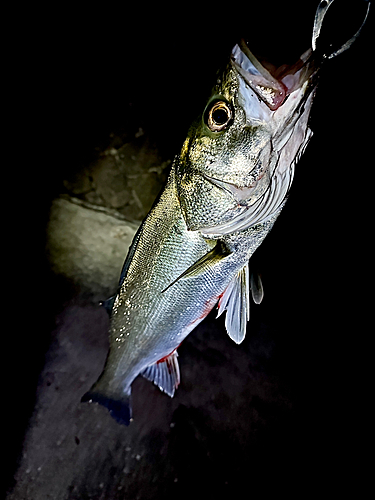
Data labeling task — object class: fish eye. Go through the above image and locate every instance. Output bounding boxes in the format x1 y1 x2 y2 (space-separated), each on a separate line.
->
206 100 233 132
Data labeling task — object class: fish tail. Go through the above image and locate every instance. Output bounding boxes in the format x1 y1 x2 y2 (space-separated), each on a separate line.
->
81 385 132 426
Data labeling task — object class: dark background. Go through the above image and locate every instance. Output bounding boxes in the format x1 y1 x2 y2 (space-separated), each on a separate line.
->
6 1 371 498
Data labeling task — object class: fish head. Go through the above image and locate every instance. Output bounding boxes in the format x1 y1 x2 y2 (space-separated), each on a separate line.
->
175 39 319 233
175 0 370 235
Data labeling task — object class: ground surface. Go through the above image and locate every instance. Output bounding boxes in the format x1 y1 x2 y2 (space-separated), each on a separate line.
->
6 3 371 499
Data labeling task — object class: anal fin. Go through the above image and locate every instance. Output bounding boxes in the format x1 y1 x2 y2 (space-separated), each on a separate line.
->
141 350 180 397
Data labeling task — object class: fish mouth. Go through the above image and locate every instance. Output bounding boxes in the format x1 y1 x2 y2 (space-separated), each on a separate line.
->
232 39 316 112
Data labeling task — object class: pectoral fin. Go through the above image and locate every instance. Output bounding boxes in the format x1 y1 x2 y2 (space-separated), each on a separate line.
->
217 263 250 344
141 350 180 397
162 241 231 293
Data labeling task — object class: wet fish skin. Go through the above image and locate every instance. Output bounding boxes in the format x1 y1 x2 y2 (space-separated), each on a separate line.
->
82 58 308 424
82 1 369 425
83 168 271 424
175 53 315 234
83 51 317 425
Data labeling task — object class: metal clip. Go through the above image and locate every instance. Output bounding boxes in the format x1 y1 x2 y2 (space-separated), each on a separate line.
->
312 0 370 59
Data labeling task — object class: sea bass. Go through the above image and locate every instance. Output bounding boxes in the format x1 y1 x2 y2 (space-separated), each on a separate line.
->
82 0 370 424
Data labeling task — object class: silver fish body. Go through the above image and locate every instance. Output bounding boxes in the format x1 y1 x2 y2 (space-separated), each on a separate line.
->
84 167 279 423
82 1 370 425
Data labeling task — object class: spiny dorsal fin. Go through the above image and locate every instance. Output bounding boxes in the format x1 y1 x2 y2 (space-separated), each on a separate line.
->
141 350 180 397
217 263 250 344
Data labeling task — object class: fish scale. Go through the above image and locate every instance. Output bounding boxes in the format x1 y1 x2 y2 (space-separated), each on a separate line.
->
82 0 370 425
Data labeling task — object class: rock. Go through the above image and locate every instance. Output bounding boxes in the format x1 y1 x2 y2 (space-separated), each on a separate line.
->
63 167 93 196
61 135 172 222
46 197 138 297
90 153 131 209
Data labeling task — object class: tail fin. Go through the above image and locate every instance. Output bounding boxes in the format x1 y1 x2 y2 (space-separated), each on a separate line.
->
81 386 132 426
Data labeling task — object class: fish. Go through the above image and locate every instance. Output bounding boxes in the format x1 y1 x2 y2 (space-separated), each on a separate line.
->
82 0 370 425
